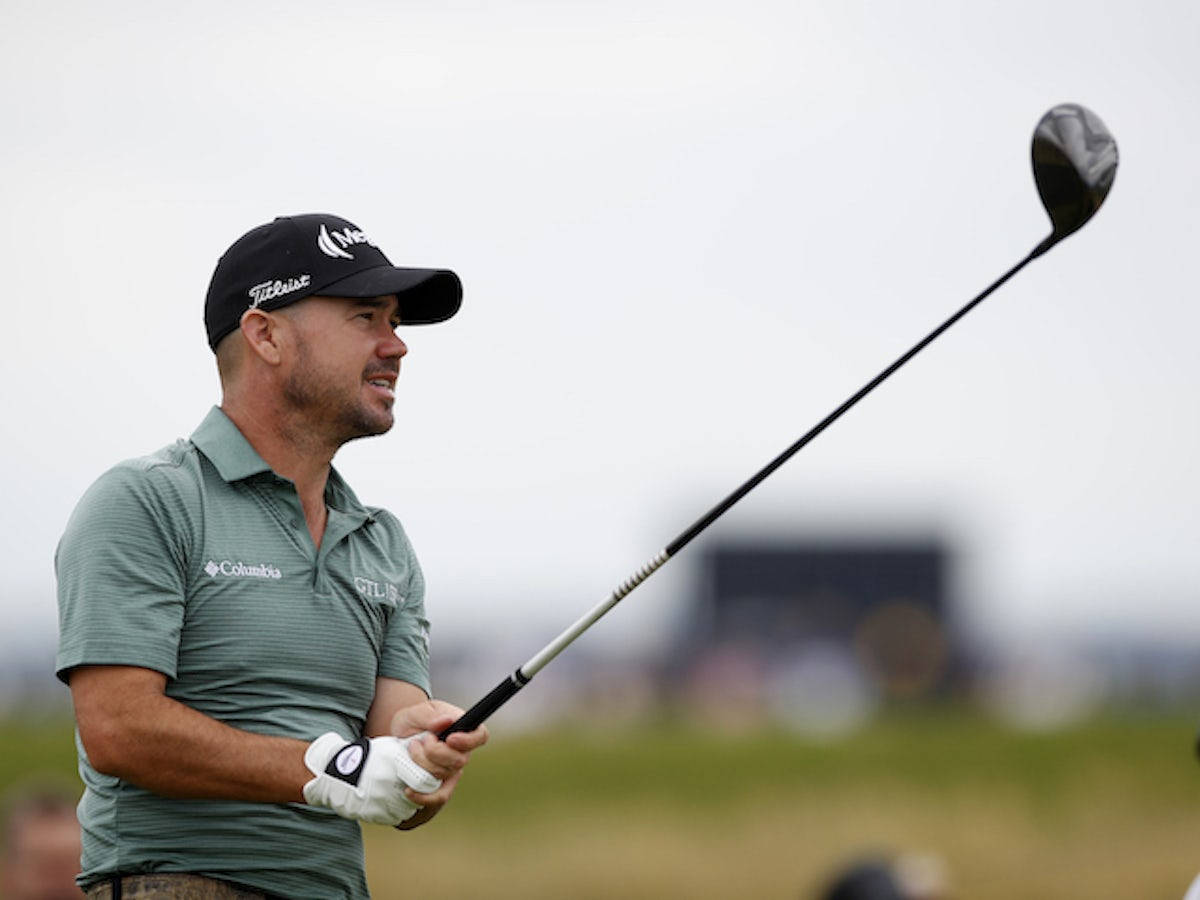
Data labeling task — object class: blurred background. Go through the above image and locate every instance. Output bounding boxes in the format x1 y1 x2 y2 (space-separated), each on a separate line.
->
2 1 1199 897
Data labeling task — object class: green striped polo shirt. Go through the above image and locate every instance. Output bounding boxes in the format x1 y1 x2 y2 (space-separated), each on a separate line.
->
55 406 432 899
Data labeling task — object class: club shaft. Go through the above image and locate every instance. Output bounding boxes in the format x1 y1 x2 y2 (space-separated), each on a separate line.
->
439 244 1043 740
438 550 672 738
666 247 1039 557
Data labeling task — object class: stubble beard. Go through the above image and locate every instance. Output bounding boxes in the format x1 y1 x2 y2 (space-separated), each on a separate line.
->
282 335 394 448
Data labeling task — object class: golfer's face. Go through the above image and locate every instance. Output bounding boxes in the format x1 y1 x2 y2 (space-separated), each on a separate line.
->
282 294 407 439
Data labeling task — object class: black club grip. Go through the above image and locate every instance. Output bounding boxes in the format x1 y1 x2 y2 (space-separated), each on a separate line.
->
437 672 528 740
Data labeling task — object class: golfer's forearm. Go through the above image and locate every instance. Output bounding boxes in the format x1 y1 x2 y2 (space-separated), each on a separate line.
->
79 691 311 803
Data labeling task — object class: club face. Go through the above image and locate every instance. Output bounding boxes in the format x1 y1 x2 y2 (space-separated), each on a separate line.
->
1032 103 1118 250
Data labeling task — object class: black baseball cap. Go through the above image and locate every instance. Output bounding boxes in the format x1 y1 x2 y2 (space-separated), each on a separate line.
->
204 213 462 350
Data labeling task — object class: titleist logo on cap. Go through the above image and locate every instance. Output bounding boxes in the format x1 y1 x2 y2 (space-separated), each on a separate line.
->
248 274 312 308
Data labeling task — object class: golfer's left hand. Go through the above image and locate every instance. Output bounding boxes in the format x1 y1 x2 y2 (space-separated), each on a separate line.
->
389 699 488 828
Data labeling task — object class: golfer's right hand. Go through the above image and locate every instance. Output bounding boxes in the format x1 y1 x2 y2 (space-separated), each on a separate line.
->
302 732 442 826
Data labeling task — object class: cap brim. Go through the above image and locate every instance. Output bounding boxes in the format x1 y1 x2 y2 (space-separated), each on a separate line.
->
319 265 462 324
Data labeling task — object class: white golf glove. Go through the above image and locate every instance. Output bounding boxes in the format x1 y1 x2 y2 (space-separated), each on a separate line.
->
302 732 442 826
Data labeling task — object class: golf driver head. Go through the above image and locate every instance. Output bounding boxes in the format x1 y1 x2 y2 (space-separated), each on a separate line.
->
1031 103 1118 254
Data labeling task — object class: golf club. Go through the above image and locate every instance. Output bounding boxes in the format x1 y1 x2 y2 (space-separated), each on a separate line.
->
438 102 1118 740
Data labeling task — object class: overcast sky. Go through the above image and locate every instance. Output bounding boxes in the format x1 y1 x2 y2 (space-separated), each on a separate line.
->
3 1 1197 665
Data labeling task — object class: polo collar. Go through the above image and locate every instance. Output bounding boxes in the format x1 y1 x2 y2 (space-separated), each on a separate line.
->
191 407 273 483
190 406 373 520
325 466 371 520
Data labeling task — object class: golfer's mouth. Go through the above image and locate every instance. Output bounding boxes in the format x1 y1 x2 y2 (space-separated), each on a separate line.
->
366 376 396 399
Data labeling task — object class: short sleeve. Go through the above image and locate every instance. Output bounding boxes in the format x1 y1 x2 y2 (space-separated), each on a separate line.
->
55 462 193 683
374 514 431 695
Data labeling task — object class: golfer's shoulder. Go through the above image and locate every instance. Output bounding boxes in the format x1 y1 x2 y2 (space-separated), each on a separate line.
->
360 505 421 557
76 438 205 520
363 505 409 541
59 440 207 567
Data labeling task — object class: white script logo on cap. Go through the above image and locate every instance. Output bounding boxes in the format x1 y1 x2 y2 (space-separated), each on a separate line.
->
318 223 374 260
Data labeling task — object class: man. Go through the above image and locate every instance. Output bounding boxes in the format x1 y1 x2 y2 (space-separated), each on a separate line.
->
0 786 83 900
55 214 488 898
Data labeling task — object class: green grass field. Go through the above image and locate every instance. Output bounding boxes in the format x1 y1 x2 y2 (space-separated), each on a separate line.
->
6 710 1199 899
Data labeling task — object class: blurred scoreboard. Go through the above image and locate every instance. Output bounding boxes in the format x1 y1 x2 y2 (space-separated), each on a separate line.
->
676 540 956 700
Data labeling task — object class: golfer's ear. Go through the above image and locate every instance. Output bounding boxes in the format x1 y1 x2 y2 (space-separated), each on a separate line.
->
239 309 285 366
